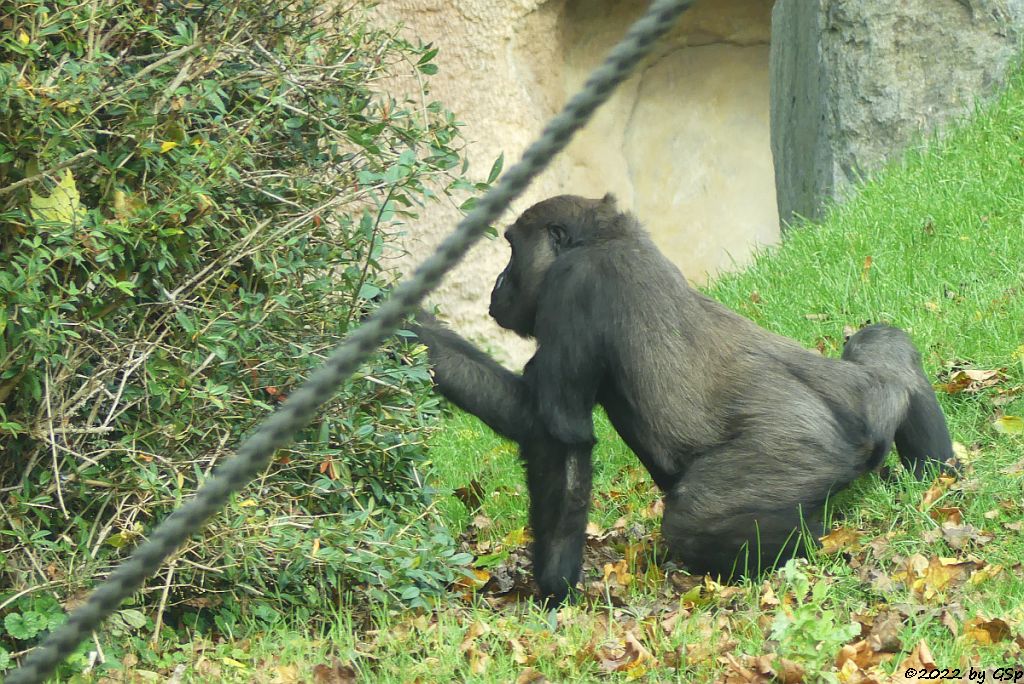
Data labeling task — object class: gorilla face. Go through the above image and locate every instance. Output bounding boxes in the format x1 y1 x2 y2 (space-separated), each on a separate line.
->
488 207 559 338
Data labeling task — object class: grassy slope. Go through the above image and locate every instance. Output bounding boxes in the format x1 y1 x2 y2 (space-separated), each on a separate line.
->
407 68 1024 680
121 71 1024 683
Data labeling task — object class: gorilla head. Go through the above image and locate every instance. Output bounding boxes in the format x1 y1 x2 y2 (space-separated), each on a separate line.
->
489 193 621 337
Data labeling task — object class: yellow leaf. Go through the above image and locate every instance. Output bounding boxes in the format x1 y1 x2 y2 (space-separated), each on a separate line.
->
160 140 179 153
17 30 30 46
993 415 1024 435
29 168 86 225
238 499 258 507
221 657 247 668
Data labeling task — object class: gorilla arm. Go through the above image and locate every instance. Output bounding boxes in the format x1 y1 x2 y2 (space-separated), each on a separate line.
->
410 306 599 603
409 310 536 444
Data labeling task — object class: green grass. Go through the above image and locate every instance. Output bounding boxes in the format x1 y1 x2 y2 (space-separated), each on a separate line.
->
83 70 1024 683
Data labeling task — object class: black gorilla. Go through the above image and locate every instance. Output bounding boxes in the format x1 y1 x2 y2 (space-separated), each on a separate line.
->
412 194 954 602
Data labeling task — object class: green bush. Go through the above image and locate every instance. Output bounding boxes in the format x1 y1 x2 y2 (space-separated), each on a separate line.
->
0 0 475 672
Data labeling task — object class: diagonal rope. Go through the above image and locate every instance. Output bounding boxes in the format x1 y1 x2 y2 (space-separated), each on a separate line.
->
3 1 693 681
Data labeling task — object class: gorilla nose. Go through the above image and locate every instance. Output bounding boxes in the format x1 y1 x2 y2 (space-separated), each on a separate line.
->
494 271 506 291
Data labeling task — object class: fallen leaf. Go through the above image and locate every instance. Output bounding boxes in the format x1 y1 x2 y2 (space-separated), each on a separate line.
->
940 524 993 550
597 630 656 674
820 527 864 554
935 368 1006 394
836 640 889 671
919 475 956 508
760 581 780 609
929 506 963 525
898 639 936 672
893 555 976 601
993 415 1024 435
311 659 357 684
460 620 490 652
454 480 485 510
963 616 1013 645
515 667 548 684
941 611 959 637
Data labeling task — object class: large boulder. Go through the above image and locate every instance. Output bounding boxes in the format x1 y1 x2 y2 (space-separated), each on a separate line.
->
771 0 1024 226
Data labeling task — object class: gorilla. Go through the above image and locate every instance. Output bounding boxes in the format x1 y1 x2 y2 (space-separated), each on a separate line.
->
411 194 954 603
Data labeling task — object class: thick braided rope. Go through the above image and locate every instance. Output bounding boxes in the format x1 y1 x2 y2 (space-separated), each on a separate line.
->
3 2 693 681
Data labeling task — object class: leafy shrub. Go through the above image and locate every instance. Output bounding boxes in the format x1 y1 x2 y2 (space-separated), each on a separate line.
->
0 0 475 672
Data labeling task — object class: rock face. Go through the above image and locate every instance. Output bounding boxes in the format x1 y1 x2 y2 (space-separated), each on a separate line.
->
377 0 776 365
771 0 1024 226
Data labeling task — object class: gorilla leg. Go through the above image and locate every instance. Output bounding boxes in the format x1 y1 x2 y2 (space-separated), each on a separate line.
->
661 432 856 578
410 312 592 601
842 324 955 476
524 436 593 602
663 496 826 579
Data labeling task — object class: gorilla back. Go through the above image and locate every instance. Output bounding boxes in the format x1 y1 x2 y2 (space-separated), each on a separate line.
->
413 194 954 602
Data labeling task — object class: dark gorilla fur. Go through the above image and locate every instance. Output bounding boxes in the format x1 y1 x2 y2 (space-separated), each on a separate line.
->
411 194 954 603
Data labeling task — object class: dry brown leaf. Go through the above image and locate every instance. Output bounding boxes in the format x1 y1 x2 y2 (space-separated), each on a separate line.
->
963 616 1013 645
760 581 780 609
820 527 864 554
602 559 633 587
507 637 532 666
465 645 491 675
866 612 903 653
898 639 936 672
515 667 548 684
929 506 963 525
453 479 485 510
718 653 772 684
685 638 737 666
460 620 490 653
941 611 959 637
717 653 803 684
311 659 358 684
597 630 656 674
836 640 892 671
919 475 957 508
893 554 976 601
935 368 1006 394
660 609 689 636
774 657 806 684
940 524 993 550
861 255 873 281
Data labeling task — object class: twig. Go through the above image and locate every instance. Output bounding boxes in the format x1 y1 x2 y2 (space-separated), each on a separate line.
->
0 149 97 198
43 368 69 518
152 560 176 644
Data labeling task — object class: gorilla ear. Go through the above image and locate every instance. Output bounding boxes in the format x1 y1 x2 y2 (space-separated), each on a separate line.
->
547 222 571 253
600 193 618 208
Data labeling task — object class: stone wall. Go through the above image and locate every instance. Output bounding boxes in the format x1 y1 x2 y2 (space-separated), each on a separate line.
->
377 0 776 365
771 0 1024 225
378 0 1024 364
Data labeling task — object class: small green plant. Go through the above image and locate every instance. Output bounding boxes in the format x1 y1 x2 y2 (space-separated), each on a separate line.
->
769 561 860 682
1 0 482 675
